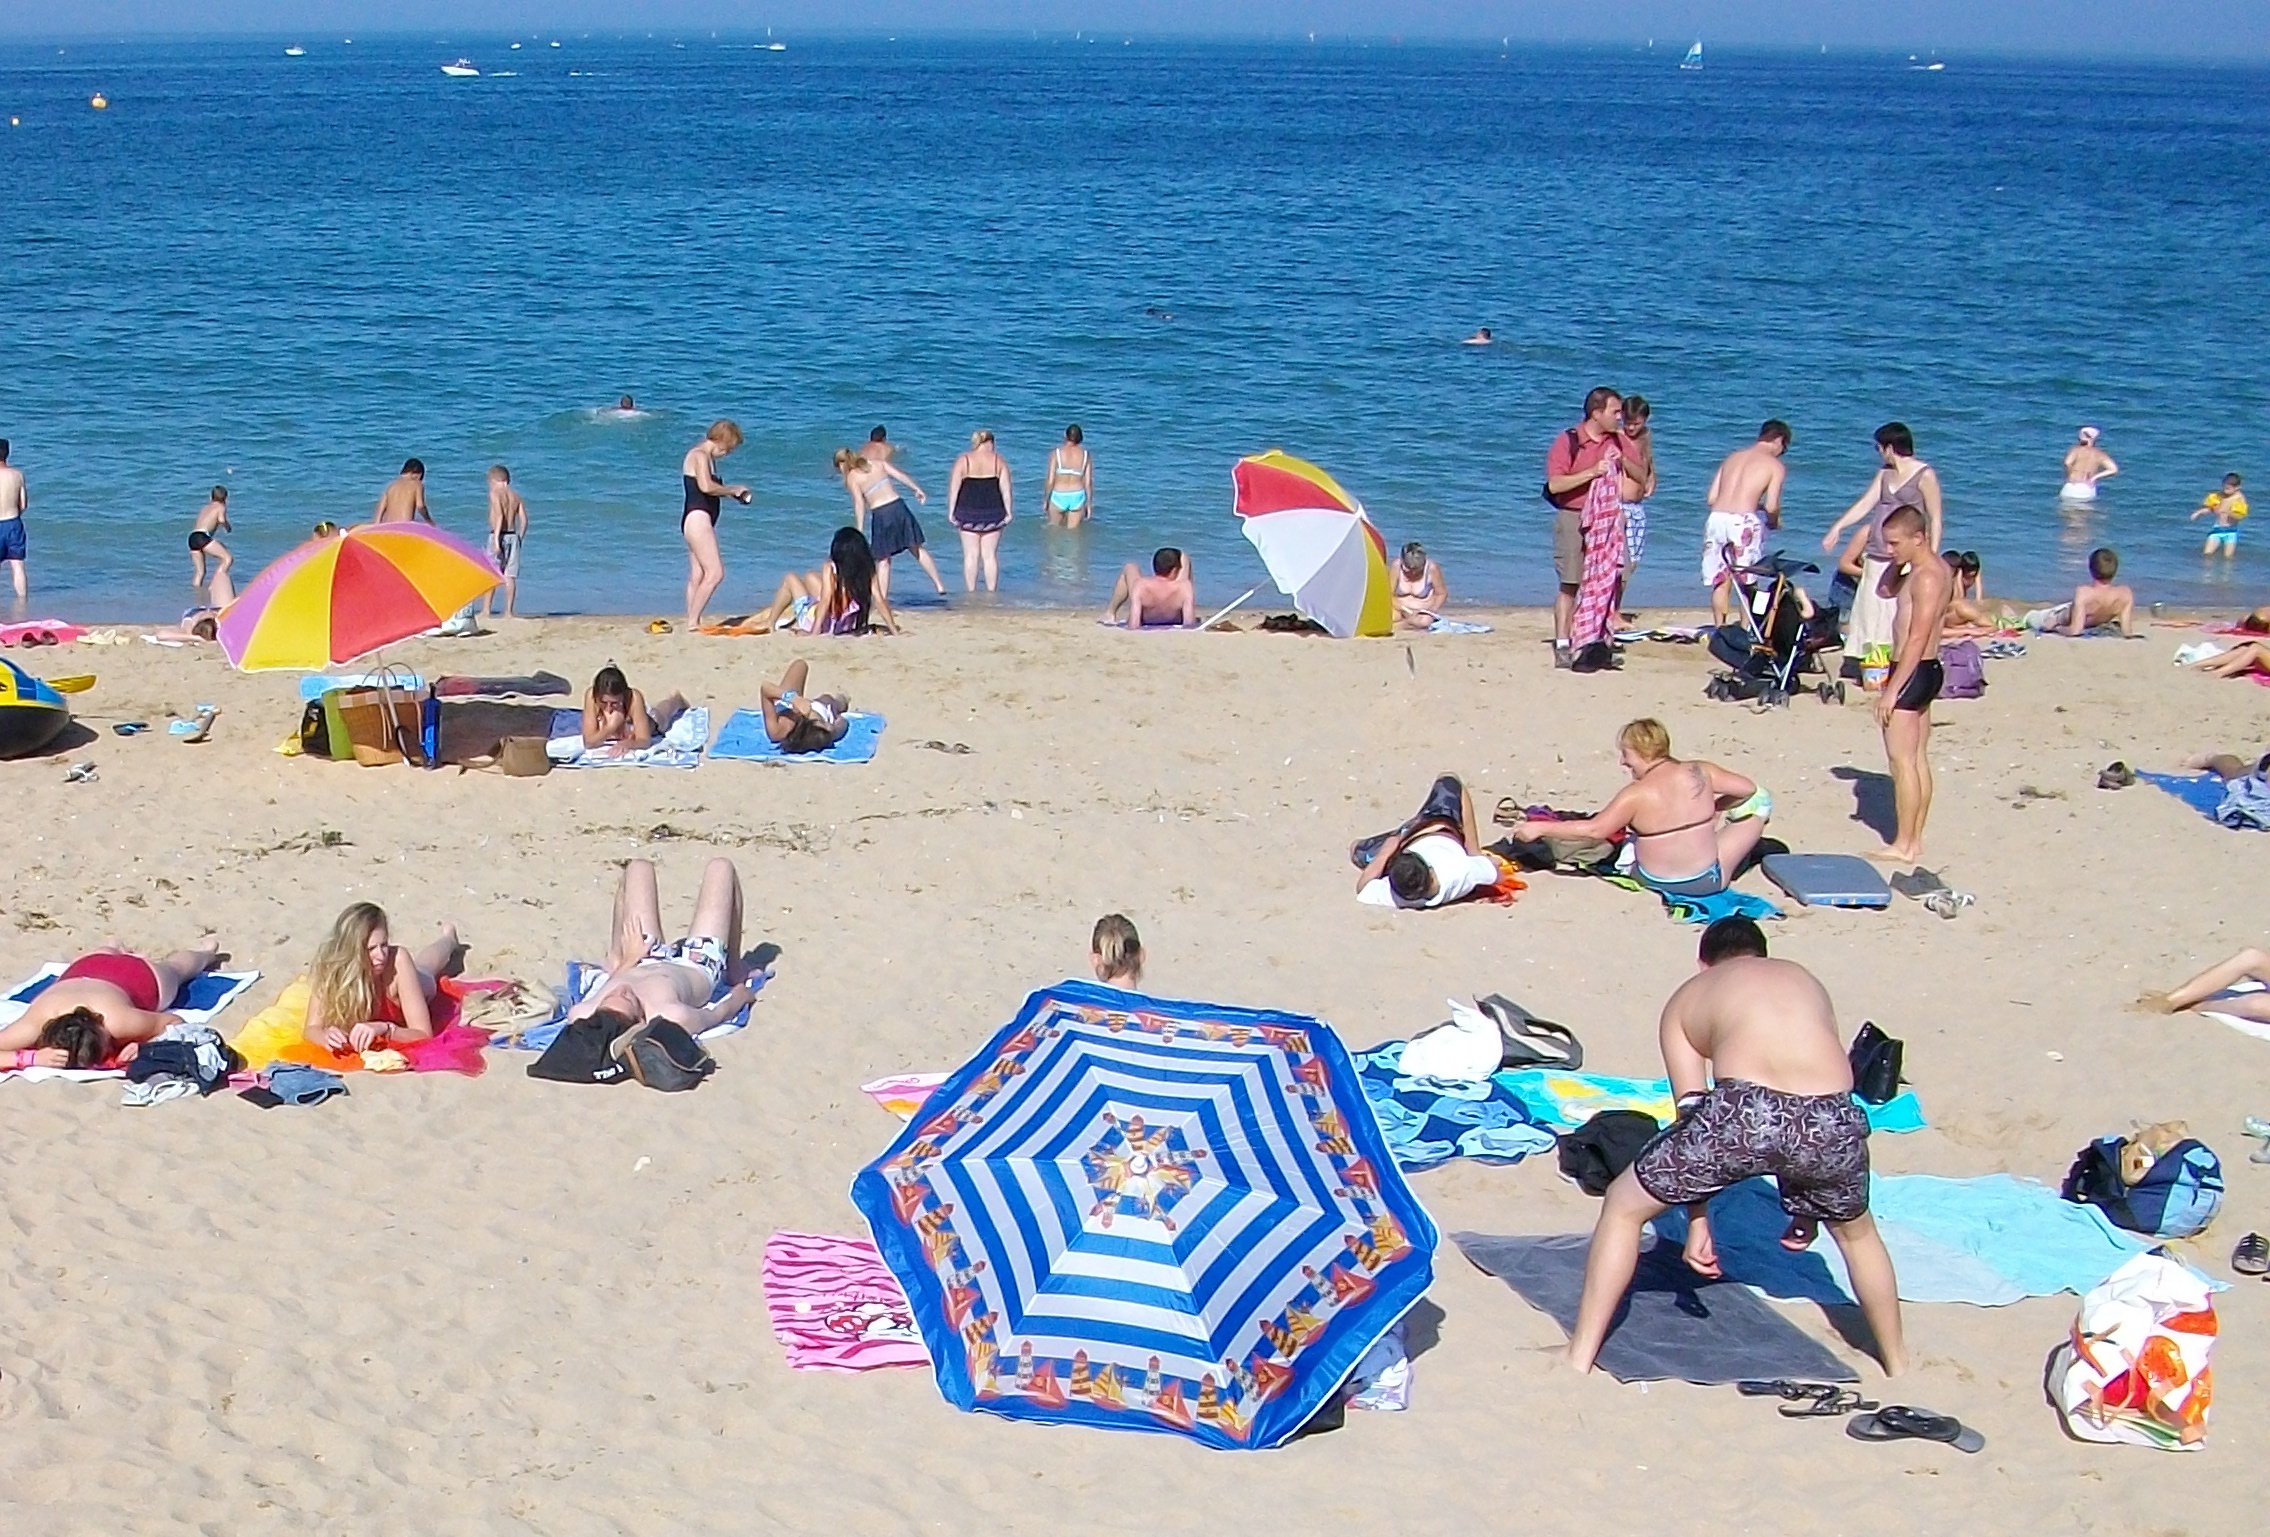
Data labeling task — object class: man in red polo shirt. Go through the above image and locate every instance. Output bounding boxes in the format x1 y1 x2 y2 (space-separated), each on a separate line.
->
1545 387 1626 666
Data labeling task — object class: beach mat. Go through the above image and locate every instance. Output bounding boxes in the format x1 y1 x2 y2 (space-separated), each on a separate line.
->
2198 979 2270 1042
1354 1040 1557 1171
494 961 769 1051
1760 853 1892 908
710 707 885 765
1454 1231 1856 1385
2139 771 2237 825
1495 1068 1923 1134
762 1231 931 1373
545 706 708 769
2 965 261 1081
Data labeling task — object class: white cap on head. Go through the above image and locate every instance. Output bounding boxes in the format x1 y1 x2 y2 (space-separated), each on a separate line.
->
2078 426 2100 444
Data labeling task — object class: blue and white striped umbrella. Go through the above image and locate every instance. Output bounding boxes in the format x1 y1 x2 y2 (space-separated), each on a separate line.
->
851 981 1438 1450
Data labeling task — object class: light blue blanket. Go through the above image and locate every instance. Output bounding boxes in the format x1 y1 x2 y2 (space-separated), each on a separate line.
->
546 706 708 769
1354 1040 1557 1171
710 707 886 765
498 962 769 1052
1496 1068 1924 1134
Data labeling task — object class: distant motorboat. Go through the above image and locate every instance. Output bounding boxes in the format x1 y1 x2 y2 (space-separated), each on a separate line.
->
440 59 480 78
768 42 788 51
284 45 306 57
1680 40 1704 70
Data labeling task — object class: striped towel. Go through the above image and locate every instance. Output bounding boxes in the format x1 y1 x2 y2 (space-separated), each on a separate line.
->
761 1232 931 1373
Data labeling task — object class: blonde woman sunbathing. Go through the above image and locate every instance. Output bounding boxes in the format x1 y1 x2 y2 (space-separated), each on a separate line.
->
304 903 463 1052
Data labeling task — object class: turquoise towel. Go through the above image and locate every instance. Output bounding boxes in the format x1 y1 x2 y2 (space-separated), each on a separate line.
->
1494 1068 1923 1135
710 708 885 765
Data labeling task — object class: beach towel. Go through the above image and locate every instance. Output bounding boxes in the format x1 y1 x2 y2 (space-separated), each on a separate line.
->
1454 1231 1857 1385
1650 1174 2174 1309
1497 1068 1924 1135
1569 444 1626 650
762 1231 931 1373
2139 770 2259 828
0 621 88 647
545 706 708 769
0 966 261 1081
1426 617 1494 635
709 707 886 766
1352 1040 1557 1172
496 960 767 1051
298 671 426 700
2190 978 2270 1042
230 978 492 1075
862 1071 949 1119
1598 872 1781 925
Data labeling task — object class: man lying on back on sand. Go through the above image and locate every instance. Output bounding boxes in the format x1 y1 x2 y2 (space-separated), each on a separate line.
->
565 858 762 1039
0 937 225 1068
1101 547 1196 629
1565 917 1906 1377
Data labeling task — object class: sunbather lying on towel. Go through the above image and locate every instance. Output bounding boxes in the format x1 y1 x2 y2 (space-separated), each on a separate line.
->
303 902 464 1052
2188 640 2270 679
1566 918 1907 1377
761 658 852 754
1498 719 1770 898
0 936 224 1068
583 664 689 751
1349 774 1499 909
566 858 762 1040
2136 947 2270 1024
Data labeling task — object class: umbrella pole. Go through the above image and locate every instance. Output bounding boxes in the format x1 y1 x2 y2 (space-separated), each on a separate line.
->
1196 586 1260 633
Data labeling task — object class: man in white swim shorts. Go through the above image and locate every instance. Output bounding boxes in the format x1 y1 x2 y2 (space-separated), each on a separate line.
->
1701 420 1790 625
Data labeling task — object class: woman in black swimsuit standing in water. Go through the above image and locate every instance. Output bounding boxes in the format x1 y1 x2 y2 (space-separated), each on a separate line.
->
948 429 1013 592
681 420 752 629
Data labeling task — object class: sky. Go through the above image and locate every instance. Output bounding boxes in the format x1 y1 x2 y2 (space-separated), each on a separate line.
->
1 1 2266 57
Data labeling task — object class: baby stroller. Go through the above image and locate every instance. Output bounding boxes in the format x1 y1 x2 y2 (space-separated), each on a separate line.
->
1704 552 1847 707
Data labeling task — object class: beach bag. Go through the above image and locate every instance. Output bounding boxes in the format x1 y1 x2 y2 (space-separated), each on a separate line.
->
336 683 433 767
496 736 552 777
526 1013 634 1086
1938 639 1986 699
2061 1134 2223 1239
1847 1022 1904 1105
1401 996 1581 1080
2048 1250 2215 1449
1557 1110 1660 1197
1541 427 1579 505
298 698 349 760
614 1019 716 1092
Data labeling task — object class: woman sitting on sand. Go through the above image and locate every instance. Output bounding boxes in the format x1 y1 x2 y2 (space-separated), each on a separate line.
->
760 658 853 755
582 664 688 750
1499 719 1771 898
835 447 945 601
751 527 897 637
1091 914 1144 988
1391 542 1449 631
303 903 463 1052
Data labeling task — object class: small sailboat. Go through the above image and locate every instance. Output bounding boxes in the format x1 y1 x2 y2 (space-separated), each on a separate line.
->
1680 39 1704 70
284 45 306 57
440 58 480 77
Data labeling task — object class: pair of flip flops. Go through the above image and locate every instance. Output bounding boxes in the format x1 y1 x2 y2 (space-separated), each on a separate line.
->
1888 867 1975 919
4 629 62 647
1846 1405 1986 1453
2097 761 2137 790
1737 1380 1875 1418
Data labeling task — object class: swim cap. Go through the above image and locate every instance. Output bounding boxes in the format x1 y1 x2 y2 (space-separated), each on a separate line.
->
2078 426 2099 444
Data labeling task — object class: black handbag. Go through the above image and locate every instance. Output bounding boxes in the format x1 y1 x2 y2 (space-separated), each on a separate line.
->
1847 1021 1904 1104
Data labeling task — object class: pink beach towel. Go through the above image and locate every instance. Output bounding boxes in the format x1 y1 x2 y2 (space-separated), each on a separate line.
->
1569 445 1626 649
0 621 87 647
860 1071 948 1121
762 1231 931 1372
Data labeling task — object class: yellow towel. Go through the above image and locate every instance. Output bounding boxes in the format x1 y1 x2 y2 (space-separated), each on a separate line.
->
231 979 313 1070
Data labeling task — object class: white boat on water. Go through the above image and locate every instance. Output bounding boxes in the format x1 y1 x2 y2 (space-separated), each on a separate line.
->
440 58 480 78
1680 40 1704 70
284 45 305 57
768 42 787 51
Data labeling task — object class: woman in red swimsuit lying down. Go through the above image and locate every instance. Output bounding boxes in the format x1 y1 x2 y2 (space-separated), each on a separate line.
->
0 937 224 1068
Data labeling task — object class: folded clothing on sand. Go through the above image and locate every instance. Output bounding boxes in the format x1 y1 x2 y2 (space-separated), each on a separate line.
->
709 707 886 765
2140 770 2270 830
762 1231 932 1372
546 706 708 768
1497 1068 1923 1134
1353 1039 1557 1171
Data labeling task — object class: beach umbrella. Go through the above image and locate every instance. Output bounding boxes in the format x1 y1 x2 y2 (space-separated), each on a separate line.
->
851 981 1437 1451
1232 450 1394 638
218 523 501 672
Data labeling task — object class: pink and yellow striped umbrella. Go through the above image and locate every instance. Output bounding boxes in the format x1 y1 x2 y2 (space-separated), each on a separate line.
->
218 522 501 672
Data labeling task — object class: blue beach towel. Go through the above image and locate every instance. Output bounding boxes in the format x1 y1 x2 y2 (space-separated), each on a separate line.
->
1427 617 1494 635
1353 1040 1557 1172
502 962 770 1052
2 965 261 1026
2139 771 2251 827
710 707 886 765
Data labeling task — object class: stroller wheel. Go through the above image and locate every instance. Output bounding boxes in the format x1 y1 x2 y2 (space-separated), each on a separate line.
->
1762 686 1786 708
1834 682 1849 705
1816 681 1836 703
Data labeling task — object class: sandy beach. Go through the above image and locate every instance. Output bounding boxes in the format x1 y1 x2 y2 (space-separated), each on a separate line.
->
2 606 2264 1533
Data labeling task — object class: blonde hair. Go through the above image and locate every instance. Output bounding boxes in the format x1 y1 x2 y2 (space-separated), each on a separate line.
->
1619 718 1672 762
1091 914 1143 985
832 448 868 474
707 419 745 450
970 429 994 448
309 902 389 1030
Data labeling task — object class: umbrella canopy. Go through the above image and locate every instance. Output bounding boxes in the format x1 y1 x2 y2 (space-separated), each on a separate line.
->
1232 450 1394 638
219 523 500 672
852 981 1437 1450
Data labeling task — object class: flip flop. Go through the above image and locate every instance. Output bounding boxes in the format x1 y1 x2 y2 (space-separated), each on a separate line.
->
2233 1232 2268 1276
111 722 149 735
1492 796 1525 827
1846 1405 1984 1453
1782 1388 1878 1419
63 762 97 784
647 619 674 634
1887 868 1949 900
1921 890 1974 920
2097 761 2136 790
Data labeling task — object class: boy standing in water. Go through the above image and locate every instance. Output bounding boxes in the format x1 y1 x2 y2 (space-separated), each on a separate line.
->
484 465 528 619
374 459 430 524
2191 473 2247 557
188 486 232 594
0 440 26 599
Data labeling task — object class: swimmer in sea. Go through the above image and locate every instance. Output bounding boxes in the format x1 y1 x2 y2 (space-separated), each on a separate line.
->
616 395 637 414
2061 426 2117 503
1144 306 1174 322
1463 327 1493 346
680 420 752 629
1043 425 1095 528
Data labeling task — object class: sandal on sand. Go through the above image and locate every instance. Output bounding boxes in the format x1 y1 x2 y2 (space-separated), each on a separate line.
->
1493 796 1525 827
1846 1406 1984 1453
917 740 973 755
2097 761 2136 790
2241 1115 2270 1139
1888 868 1949 900
1921 890 1974 920
2233 1233 2269 1277
1737 1381 1876 1418
63 762 97 784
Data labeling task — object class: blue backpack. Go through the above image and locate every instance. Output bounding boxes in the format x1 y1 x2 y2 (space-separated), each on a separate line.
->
2061 1135 2224 1239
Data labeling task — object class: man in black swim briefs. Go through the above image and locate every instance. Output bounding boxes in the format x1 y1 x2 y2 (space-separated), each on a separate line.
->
1565 918 1907 1377
1874 505 1951 864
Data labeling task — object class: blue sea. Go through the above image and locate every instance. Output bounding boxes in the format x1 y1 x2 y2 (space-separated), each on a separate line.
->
3 35 2267 620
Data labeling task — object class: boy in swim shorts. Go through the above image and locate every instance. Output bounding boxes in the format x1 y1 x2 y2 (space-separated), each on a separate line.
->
484 464 528 618
1565 918 1906 1377
188 485 232 595
2191 473 2247 557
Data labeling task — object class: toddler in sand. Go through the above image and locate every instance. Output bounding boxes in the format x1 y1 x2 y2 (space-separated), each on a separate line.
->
303 903 463 1053
1091 915 1144 988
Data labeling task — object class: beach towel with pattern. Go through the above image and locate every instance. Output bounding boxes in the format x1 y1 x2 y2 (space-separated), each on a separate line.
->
763 1231 931 1372
1569 444 1626 649
1353 1040 1557 1171
546 705 708 768
1496 1068 1923 1134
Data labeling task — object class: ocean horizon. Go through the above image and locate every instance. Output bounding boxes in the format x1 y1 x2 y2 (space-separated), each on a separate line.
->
4 35 2266 621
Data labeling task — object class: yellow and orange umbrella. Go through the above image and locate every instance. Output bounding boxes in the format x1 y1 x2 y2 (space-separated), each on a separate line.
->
218 522 501 672
1231 451 1394 638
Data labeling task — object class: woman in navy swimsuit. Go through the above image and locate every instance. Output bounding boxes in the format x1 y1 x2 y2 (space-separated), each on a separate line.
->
680 420 751 629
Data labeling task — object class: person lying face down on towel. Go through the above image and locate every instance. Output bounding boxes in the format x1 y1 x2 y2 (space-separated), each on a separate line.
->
1564 918 1907 1377
761 658 852 754
0 936 224 1069
583 664 689 752
1499 719 1770 899
565 858 761 1041
1349 774 1499 909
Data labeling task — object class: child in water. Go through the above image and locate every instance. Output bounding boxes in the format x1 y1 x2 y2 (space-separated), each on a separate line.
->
2192 473 2248 557
303 902 462 1052
1091 915 1144 989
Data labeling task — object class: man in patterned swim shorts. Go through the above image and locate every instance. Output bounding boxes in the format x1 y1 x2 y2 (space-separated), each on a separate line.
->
1564 917 1907 1376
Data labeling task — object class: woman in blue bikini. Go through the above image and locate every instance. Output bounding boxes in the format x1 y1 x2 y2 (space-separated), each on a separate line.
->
1501 719 1771 897
1042 425 1093 528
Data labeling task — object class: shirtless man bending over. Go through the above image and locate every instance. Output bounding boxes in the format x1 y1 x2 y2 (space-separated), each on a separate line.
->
565 859 761 1041
0 937 224 1068
1102 547 1196 629
374 458 432 524
1702 420 1791 626
1566 918 1906 1377
1876 506 1953 863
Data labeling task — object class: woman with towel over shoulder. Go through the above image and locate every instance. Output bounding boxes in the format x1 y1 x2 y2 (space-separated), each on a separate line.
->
948 430 1013 593
303 903 463 1052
